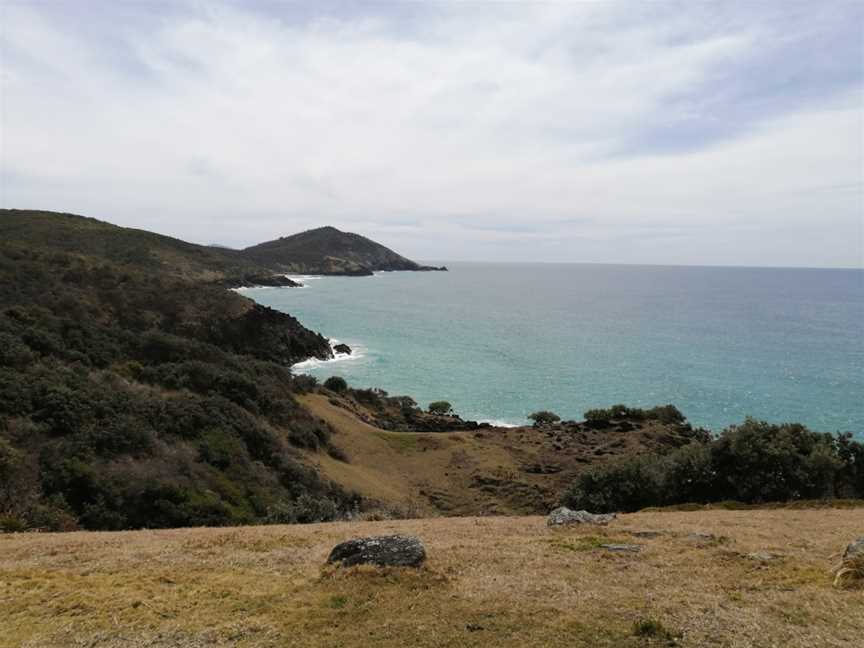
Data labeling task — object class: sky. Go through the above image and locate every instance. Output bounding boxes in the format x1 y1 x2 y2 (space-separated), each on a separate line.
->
1 1 862 268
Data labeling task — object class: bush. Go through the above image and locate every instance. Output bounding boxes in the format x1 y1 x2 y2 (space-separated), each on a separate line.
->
584 404 686 425
564 418 863 512
292 374 318 393
351 388 385 410
323 376 348 393
529 410 560 426
428 401 453 415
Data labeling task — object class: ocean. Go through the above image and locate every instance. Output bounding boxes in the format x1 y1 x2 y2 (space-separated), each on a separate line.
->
239 262 864 435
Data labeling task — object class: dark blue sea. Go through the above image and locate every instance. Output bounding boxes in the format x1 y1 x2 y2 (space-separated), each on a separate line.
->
241 263 863 435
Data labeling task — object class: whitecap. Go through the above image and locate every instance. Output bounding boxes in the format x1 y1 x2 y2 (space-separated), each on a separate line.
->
476 418 523 428
292 340 367 371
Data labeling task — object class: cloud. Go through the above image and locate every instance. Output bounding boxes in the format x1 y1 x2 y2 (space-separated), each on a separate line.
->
0 0 861 267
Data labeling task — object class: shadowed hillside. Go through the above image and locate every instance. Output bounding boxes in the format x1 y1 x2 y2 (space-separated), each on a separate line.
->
240 225 447 275
0 210 345 531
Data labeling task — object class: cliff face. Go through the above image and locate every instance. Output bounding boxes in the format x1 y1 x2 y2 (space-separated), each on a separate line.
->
239 226 447 275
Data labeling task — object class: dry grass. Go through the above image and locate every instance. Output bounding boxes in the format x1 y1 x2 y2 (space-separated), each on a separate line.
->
834 553 864 590
2 509 863 647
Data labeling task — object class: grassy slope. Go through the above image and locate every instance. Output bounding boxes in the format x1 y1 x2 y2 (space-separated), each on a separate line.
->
3 509 862 647
0 209 273 285
300 394 703 516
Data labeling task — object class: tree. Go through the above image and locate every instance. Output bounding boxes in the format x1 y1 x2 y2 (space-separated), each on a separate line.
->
428 401 453 415
323 376 347 393
529 410 560 427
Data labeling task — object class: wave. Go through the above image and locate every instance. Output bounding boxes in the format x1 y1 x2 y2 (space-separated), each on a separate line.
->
475 417 523 428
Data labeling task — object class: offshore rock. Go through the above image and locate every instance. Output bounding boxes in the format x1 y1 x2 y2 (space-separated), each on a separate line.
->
333 343 352 355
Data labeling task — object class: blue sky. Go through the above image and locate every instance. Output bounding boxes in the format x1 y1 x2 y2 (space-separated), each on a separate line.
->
1 0 861 267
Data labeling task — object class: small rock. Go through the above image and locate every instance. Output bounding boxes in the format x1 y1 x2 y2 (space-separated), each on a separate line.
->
327 534 426 567
844 537 864 560
746 551 779 562
547 507 616 526
600 543 642 552
333 343 352 355
630 530 663 539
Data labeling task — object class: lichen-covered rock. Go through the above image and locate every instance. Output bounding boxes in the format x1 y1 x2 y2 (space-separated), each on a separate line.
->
834 537 864 588
546 507 616 526
327 535 426 567
844 537 864 560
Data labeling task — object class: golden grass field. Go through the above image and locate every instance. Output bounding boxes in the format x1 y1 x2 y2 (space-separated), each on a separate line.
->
2 508 862 647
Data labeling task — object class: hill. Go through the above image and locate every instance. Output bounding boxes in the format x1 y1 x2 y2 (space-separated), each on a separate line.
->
3 509 862 647
239 225 447 275
0 209 296 287
0 209 346 532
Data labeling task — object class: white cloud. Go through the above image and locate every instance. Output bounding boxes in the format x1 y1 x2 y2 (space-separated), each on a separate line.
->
0 1 861 266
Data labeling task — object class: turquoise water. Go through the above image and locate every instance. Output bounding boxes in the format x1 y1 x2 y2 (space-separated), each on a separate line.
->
241 263 864 434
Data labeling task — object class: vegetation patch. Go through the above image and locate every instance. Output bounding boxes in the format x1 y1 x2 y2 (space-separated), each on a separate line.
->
632 617 679 644
565 419 864 512
543 534 632 553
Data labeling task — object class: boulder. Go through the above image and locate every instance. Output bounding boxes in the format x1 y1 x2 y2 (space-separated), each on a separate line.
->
333 343 352 355
327 534 426 568
844 537 864 560
546 507 616 526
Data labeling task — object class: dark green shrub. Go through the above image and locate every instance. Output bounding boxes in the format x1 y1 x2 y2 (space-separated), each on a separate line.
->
584 404 686 425
0 515 27 533
644 404 686 424
529 410 560 426
324 376 348 393
292 374 318 393
351 388 386 409
564 418 863 512
428 401 453 415
0 332 34 368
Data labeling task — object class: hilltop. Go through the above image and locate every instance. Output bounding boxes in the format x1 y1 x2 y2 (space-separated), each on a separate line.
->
240 225 447 276
3 509 862 647
0 209 294 288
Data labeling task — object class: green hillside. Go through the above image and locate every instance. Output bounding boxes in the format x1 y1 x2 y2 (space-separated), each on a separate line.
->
0 210 345 531
240 225 446 275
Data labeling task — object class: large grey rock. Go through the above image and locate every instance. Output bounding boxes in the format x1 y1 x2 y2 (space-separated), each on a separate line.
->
547 507 616 527
844 537 864 560
327 534 426 567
